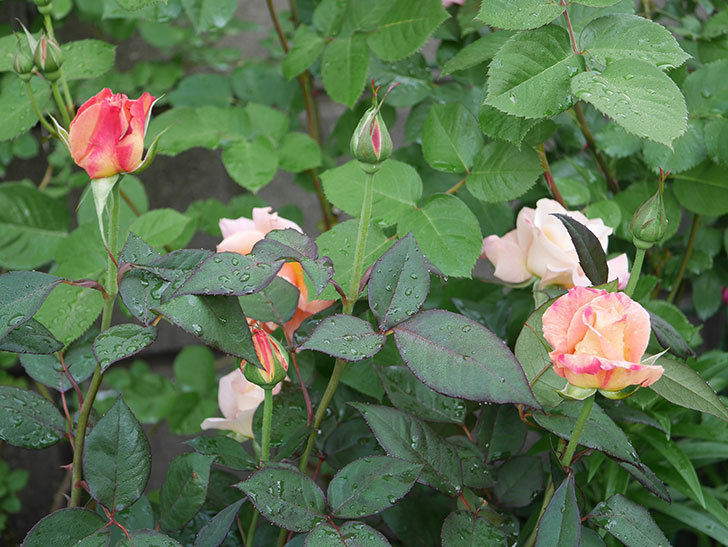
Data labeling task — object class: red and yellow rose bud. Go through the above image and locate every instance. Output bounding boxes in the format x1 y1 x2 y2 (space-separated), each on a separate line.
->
33 34 63 81
67 88 156 179
350 92 392 173
243 328 289 388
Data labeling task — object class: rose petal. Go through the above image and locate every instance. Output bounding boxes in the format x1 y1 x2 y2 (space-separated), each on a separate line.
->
481 231 531 284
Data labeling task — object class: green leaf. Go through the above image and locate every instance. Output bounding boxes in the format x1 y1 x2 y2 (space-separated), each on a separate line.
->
22 508 106 546
533 401 640 465
147 108 223 156
648 312 694 360
222 137 278 193
239 276 299 325
316 220 393 300
128 209 192 249
376 365 466 424
536 474 580 547
572 0 623 5
245 103 290 142
0 271 61 343
476 405 527 461
0 386 64 449
160 453 214 531
194 499 245 547
61 40 116 80
0 77 51 141
442 31 514 74
117 530 182 546
169 251 280 299
485 26 583 118
299 314 385 361
115 0 168 9
588 494 669 546
650 354 728 422
672 161 728 216
182 0 237 33
683 60 728 117
168 74 232 109
321 160 423 228
328 456 422 518
237 463 326 532
93 324 157 372
35 284 104 346
19 330 96 391
393 309 538 407
252 389 309 459
476 0 565 30
552 213 608 285
321 34 369 108
352 403 463 495
466 142 542 202
282 25 325 80
167 392 217 436
368 233 429 331
173 345 216 396
305 521 391 546
186 435 257 470
703 118 728 166
0 319 62 355
84 398 151 511
279 132 322 173
571 59 687 147
580 14 690 69
478 101 542 148
642 119 705 174
368 0 448 61
0 183 70 270
422 104 483 173
441 511 505 545
492 455 544 507
396 194 481 278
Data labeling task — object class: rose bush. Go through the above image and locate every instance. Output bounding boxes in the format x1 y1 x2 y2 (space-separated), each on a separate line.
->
542 287 663 392
482 199 629 288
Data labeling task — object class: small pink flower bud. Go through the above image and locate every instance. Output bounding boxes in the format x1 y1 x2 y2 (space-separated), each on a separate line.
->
33 34 63 81
243 328 289 388
350 82 394 173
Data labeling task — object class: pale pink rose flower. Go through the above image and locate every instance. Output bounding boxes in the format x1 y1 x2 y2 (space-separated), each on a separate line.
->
481 199 629 289
218 207 333 338
200 369 281 438
542 287 663 392
442 0 465 6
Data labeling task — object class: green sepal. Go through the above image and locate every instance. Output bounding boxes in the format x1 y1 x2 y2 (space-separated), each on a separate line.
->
559 384 596 401
91 175 120 249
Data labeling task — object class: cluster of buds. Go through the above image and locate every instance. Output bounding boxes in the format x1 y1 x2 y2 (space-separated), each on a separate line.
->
13 24 63 82
350 81 395 173
242 327 290 389
630 168 669 249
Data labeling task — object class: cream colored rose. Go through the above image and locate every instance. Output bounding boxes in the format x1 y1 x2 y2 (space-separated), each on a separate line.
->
481 199 629 289
200 369 281 438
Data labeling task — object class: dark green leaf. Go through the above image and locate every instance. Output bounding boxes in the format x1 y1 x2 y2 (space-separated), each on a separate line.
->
393 309 538 406
368 234 429 331
0 319 62 355
552 213 608 286
237 463 326 532
618 461 670 502
352 403 462 495
441 510 505 546
173 345 216 396
298 314 385 361
536 474 580 547
0 386 64 449
305 521 390 546
476 405 527 461
328 456 422 518
588 494 669 546
492 455 543 507
117 530 183 546
83 398 151 511
533 401 640 465
194 498 245 547
252 388 310 459
93 324 157 372
376 365 466 424
648 311 694 359
0 271 61 344
22 508 106 546
19 330 97 392
186 435 257 470
160 453 214 531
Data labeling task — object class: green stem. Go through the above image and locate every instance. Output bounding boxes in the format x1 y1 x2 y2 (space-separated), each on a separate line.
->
624 246 646 297
667 214 700 304
246 512 259 547
25 81 58 137
261 387 273 463
523 396 594 547
52 80 70 129
69 183 120 507
43 14 55 39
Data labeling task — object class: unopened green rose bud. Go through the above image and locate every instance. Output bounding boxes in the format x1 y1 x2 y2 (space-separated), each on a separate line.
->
33 34 63 81
242 328 289 388
33 0 54 14
13 34 34 81
630 184 668 248
350 84 394 173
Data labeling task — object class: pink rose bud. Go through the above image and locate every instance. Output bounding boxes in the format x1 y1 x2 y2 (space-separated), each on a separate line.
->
33 34 63 80
542 287 663 393
68 88 156 179
243 328 290 388
442 0 465 6
722 287 728 306
350 82 393 173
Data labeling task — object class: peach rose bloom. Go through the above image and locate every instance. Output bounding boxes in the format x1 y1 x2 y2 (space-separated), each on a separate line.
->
542 287 663 392
200 369 281 438
218 207 333 339
69 88 155 179
481 199 629 289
